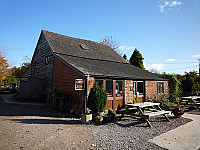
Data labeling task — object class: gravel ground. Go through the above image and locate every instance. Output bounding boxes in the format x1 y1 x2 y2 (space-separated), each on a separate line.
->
0 95 194 150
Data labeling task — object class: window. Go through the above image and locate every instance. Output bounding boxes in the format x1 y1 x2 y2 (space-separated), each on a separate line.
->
80 44 89 50
116 81 122 96
157 82 164 94
95 80 103 87
45 56 49 65
137 82 144 95
106 80 113 96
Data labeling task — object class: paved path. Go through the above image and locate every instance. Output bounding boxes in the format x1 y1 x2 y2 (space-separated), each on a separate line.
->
0 94 45 106
150 113 200 150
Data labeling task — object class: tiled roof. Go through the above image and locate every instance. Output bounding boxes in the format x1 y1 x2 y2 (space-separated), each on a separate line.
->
43 30 166 80
55 53 166 80
43 30 128 63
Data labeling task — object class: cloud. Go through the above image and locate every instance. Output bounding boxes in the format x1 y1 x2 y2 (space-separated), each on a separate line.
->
146 63 164 71
118 46 135 50
158 0 182 12
166 58 176 62
170 1 182 7
192 54 200 58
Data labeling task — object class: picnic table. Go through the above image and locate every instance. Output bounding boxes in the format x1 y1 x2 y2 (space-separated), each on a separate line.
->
179 96 200 110
120 102 170 127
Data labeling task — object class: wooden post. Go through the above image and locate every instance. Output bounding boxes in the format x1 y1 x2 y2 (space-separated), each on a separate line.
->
113 80 116 110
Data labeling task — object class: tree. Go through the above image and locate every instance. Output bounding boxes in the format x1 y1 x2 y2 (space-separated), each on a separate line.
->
129 48 145 70
169 75 181 102
100 35 122 55
11 62 30 79
0 51 9 80
123 54 127 61
88 82 107 113
181 74 194 96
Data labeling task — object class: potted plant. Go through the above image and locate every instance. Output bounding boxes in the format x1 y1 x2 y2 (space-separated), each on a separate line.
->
95 115 103 124
171 105 184 118
103 108 116 123
88 82 107 124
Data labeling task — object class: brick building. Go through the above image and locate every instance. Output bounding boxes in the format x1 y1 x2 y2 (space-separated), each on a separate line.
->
20 30 169 114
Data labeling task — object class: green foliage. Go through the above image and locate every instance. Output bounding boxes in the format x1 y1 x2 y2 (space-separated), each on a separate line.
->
129 48 145 70
181 74 194 96
95 116 103 119
152 98 175 109
11 62 30 79
88 82 107 113
169 75 181 102
108 108 115 115
155 72 171 79
133 97 136 104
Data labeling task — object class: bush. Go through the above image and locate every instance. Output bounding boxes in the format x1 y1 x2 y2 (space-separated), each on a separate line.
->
152 97 175 109
133 97 136 104
88 82 107 113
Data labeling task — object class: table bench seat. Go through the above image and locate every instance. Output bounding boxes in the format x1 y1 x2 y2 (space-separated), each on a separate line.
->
143 110 170 117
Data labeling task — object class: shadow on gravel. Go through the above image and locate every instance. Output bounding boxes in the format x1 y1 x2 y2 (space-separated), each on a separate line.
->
8 118 81 124
114 117 148 127
0 96 80 125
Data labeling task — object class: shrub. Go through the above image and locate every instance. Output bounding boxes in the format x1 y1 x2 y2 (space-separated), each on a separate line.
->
88 82 107 113
152 97 175 109
169 75 181 102
133 97 136 104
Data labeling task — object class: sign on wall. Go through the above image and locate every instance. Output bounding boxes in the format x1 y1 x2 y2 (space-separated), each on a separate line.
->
75 79 85 90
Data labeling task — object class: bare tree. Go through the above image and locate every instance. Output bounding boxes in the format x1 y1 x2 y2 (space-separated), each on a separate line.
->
100 35 122 55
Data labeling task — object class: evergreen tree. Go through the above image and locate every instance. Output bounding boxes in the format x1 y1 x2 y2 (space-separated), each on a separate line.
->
129 48 145 70
88 82 107 113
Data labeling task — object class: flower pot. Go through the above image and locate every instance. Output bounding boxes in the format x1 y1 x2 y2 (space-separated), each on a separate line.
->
173 113 184 118
95 117 103 124
81 114 92 124
103 116 111 123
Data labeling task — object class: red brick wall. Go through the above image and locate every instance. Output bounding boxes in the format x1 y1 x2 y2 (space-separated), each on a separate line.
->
52 57 85 114
145 80 169 101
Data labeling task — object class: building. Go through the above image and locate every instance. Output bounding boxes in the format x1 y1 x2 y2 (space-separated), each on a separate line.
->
20 30 169 114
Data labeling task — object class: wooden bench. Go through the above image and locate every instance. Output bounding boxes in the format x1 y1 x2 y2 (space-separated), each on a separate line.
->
142 110 170 127
143 110 170 117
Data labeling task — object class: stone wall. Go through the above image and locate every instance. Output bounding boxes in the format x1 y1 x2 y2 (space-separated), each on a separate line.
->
124 80 134 104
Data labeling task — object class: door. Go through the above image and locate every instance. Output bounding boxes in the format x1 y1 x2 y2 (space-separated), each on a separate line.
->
133 81 144 103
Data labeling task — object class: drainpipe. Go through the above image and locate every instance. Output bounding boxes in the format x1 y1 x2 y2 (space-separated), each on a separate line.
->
84 74 90 114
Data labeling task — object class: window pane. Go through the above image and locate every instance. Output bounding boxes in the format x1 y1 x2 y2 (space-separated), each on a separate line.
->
106 80 113 96
157 82 160 93
116 81 122 96
137 82 143 95
160 83 164 93
95 80 103 87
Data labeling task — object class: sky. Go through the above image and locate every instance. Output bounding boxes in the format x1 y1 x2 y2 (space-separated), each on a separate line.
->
0 0 200 75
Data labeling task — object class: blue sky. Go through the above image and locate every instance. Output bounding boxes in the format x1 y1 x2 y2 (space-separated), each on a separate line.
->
0 0 199 75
